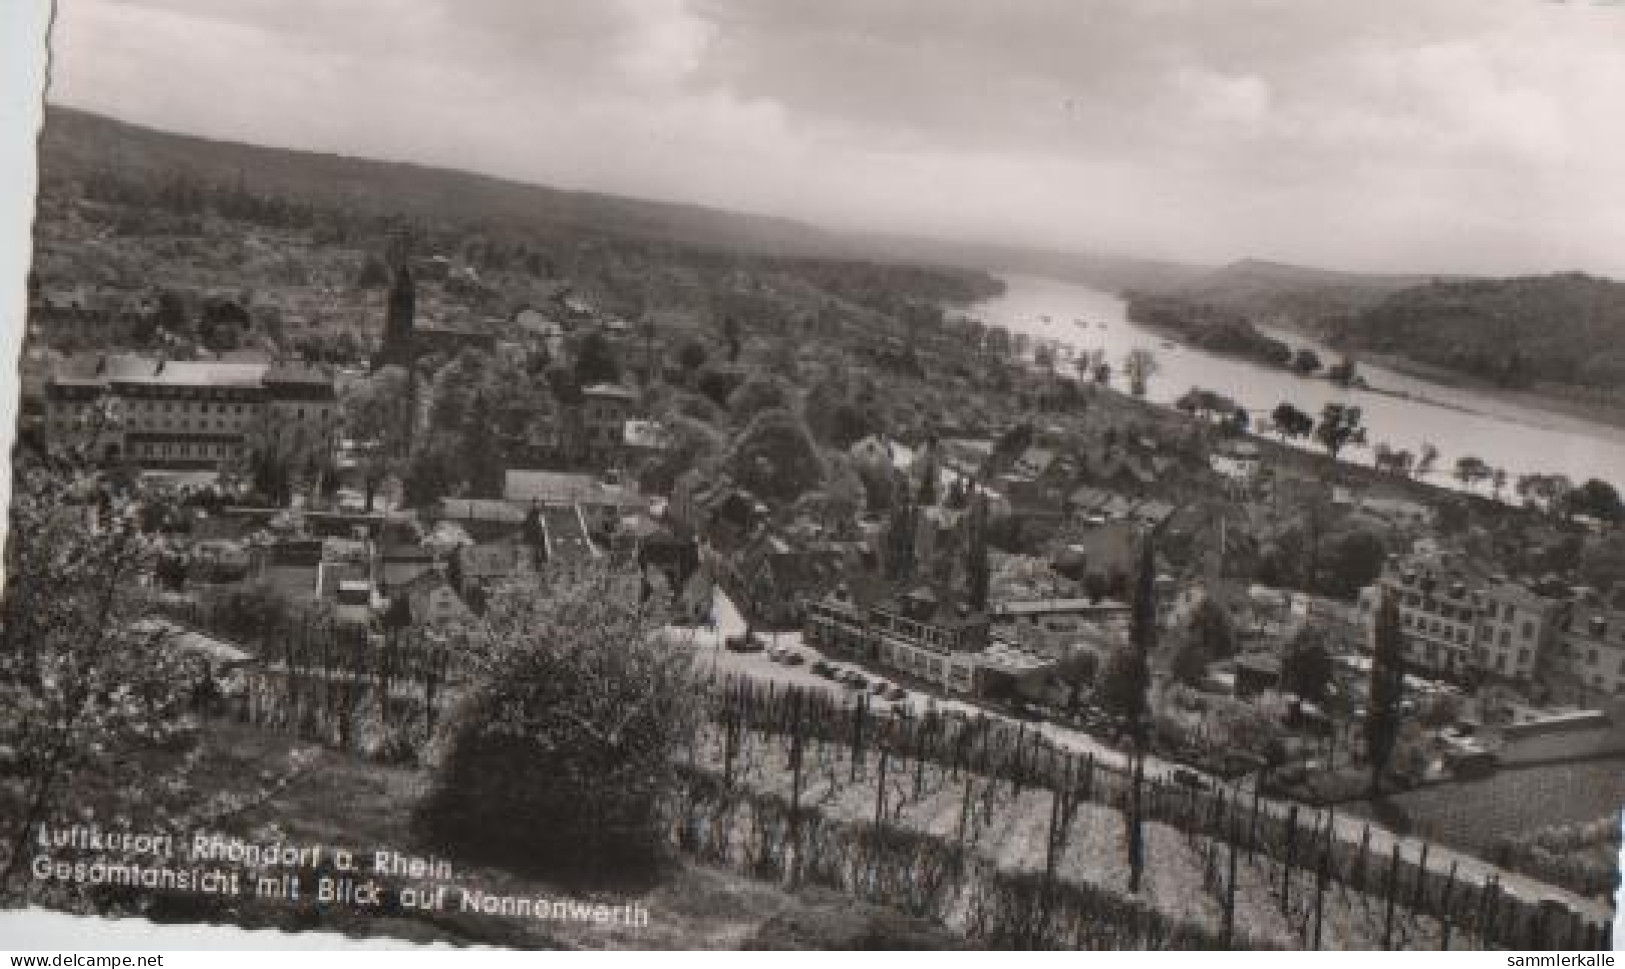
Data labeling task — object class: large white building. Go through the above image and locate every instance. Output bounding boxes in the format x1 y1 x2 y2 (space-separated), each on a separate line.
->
1361 551 1560 683
45 353 337 469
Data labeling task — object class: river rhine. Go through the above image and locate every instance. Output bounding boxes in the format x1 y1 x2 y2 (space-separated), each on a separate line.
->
969 273 1625 491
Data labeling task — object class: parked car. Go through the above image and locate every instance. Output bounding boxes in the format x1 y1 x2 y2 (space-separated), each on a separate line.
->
870 679 889 695
884 685 907 702
1171 768 1207 790
811 660 834 677
725 634 764 653
782 652 806 667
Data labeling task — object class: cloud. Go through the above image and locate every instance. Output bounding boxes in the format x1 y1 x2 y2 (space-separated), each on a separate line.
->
44 0 1625 276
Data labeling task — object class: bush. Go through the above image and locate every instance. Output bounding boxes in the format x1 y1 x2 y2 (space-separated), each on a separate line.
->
416 562 703 882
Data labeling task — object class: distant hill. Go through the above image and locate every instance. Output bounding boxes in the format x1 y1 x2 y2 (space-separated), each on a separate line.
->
36 105 1212 295
1171 259 1449 335
848 232 1208 294
36 105 844 257
1327 273 1625 391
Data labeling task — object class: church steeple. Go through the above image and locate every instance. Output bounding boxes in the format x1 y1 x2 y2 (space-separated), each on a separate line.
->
375 252 416 371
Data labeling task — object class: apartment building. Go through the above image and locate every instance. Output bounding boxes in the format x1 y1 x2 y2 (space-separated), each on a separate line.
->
44 353 337 469
1558 588 1625 697
1363 552 1559 682
803 588 995 696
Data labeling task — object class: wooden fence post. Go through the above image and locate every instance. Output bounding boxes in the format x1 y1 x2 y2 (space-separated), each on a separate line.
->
1438 860 1457 950
1382 842 1401 950
1282 804 1299 914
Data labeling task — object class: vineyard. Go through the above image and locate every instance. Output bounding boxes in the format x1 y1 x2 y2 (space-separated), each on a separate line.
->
673 677 1617 950
188 615 1617 951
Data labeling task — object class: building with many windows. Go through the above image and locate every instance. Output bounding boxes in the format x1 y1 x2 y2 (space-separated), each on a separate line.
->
1558 587 1625 698
581 384 639 464
44 353 337 470
1361 551 1559 682
803 588 1007 696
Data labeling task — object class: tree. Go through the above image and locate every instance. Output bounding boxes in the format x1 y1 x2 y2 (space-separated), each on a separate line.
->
726 375 795 426
884 497 919 582
1123 348 1159 397
1313 403 1365 461
964 490 990 612
1281 628 1334 704
1516 472 1573 517
915 443 940 507
403 432 462 507
1170 640 1210 687
1271 401 1314 443
1364 590 1406 798
460 392 504 498
1122 536 1157 893
723 316 743 363
1454 455 1491 491
1372 443 1412 477
1187 598 1237 660
416 561 702 879
676 339 707 375
722 407 825 502
521 504 548 570
574 330 621 387
1321 529 1387 599
356 254 391 289
1567 478 1624 524
0 461 193 897
343 366 415 511
1327 355 1359 387
1416 442 1440 479
153 290 188 335
696 366 745 409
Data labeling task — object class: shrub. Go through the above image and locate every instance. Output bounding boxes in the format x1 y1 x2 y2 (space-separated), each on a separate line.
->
416 562 703 882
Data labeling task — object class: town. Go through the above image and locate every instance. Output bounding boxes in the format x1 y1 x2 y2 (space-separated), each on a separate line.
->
3 109 1621 951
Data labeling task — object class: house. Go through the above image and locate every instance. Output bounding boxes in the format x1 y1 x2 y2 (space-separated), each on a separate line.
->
396 571 470 629
1357 495 1437 530
1558 586 1625 698
1209 441 1262 482
803 588 990 695
376 541 438 588
636 529 711 625
436 497 528 542
939 438 994 477
670 472 765 545
1234 652 1282 698
849 435 914 473
1012 446 1059 479
989 597 1132 658
581 384 639 463
454 543 526 598
623 419 669 457
733 533 849 629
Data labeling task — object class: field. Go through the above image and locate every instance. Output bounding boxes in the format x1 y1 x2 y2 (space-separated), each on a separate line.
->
1382 759 1625 858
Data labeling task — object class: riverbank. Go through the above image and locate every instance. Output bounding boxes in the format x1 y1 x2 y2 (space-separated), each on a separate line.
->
971 273 1625 488
1349 346 1625 433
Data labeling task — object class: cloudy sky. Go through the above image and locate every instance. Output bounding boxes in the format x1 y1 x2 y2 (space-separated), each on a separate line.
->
42 0 1625 276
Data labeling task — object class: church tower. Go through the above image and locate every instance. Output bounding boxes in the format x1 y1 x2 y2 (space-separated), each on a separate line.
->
375 261 416 371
